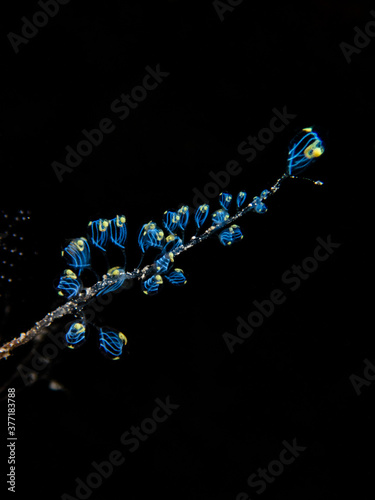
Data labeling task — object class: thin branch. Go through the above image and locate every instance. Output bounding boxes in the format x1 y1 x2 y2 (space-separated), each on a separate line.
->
0 173 322 361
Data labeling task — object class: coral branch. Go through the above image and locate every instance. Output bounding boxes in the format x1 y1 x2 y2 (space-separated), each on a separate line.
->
0 127 325 361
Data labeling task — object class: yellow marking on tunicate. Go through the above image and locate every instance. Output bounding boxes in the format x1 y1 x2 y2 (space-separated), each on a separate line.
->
166 235 175 242
76 239 86 251
302 127 312 132
304 140 324 160
224 195 232 202
73 323 85 334
157 231 164 240
108 266 121 277
174 269 187 283
168 252 174 262
88 221 92 226
312 145 324 158
119 332 128 345
155 275 163 284
58 291 64 296
116 215 126 226
63 269 77 279
99 220 109 231
69 272 78 279
143 222 157 236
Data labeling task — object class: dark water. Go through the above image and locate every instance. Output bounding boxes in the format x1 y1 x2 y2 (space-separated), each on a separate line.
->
0 1 374 499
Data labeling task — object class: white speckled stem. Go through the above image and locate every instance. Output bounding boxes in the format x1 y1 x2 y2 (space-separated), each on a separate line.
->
0 174 321 361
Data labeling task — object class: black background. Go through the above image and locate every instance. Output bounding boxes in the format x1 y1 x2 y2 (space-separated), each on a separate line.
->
0 1 374 499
